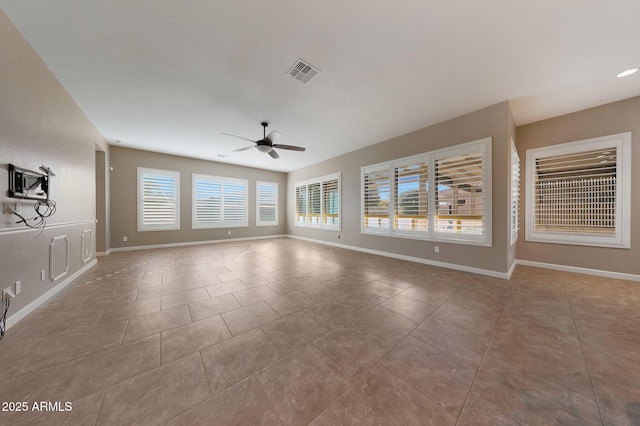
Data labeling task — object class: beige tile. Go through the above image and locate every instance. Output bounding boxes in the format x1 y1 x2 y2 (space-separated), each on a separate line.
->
261 311 330 354
187 293 241 322
161 315 231 363
380 294 440 323
330 365 456 425
19 320 128 375
205 280 248 298
96 352 210 425
122 305 191 343
265 290 316 316
23 389 106 426
233 285 280 306
240 273 279 288
221 302 280 335
54 334 161 401
200 328 283 395
95 297 161 326
0 362 70 424
165 376 281 425
380 336 478 416
161 287 210 310
256 345 353 426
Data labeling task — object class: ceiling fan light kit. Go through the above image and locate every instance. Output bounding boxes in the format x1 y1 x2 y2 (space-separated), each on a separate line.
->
223 122 306 160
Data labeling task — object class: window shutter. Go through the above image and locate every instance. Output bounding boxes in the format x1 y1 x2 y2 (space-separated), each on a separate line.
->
195 179 222 224
394 159 429 235
308 182 321 224
435 150 485 236
138 168 180 231
525 132 630 248
363 166 392 232
534 147 616 234
322 178 340 227
223 181 247 225
257 182 278 225
296 184 307 223
192 174 248 228
511 140 520 245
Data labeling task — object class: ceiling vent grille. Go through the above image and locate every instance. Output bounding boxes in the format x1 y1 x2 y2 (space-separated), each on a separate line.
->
287 59 320 84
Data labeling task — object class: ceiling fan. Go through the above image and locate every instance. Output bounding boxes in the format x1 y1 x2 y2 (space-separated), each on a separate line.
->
222 122 306 159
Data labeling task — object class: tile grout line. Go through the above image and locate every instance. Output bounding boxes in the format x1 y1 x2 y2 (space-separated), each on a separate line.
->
567 301 606 426
454 296 509 425
254 372 286 425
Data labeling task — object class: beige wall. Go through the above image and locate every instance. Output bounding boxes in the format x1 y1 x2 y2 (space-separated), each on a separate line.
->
287 102 512 275
0 10 105 319
516 96 640 275
109 146 287 249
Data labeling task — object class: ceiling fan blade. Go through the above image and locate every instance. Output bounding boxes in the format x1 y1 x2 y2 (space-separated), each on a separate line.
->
272 144 306 152
220 132 256 143
265 131 282 144
268 149 280 159
232 145 255 152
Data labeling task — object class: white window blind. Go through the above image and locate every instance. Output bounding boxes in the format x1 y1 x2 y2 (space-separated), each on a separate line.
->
435 148 486 239
192 174 248 229
256 181 278 226
137 168 180 232
395 158 429 236
295 184 308 224
362 165 392 233
525 132 631 248
361 138 491 245
294 173 341 230
510 139 520 246
322 178 340 227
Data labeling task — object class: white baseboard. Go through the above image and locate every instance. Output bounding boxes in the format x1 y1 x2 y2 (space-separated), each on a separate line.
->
108 234 288 253
287 235 510 279
516 259 640 282
6 259 98 330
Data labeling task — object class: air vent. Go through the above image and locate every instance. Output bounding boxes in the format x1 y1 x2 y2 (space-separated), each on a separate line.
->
287 59 320 84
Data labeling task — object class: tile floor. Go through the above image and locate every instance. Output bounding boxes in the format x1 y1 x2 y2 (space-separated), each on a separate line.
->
1 238 639 425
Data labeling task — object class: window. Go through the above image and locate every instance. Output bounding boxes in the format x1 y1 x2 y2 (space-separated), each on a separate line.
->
256 181 278 226
137 168 180 231
525 132 631 248
294 173 341 230
510 139 520 245
361 138 491 245
192 174 248 229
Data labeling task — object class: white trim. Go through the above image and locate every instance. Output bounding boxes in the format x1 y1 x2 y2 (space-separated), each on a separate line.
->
109 234 287 253
507 258 517 280
287 235 509 279
516 259 640 282
5 259 97 330
49 235 70 282
81 229 93 263
0 219 96 236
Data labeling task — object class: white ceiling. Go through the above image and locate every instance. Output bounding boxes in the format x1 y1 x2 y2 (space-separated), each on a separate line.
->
3 1 640 172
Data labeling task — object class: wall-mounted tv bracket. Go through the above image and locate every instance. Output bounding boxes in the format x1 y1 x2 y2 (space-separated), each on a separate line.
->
7 164 57 229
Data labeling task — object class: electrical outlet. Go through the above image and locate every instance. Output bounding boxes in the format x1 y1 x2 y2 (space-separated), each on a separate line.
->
3 287 16 301
123 236 128 242
434 246 440 253
41 270 46 280
228 230 231 235
15 281 21 295
3 202 20 215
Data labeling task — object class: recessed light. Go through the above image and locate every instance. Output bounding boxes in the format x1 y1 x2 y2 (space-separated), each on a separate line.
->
217 154 229 159
617 68 638 78
115 140 123 144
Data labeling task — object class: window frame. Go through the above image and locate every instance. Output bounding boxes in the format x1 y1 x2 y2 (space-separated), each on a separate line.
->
256 181 278 226
361 138 492 246
524 132 631 249
137 167 180 232
294 172 341 231
192 174 248 229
